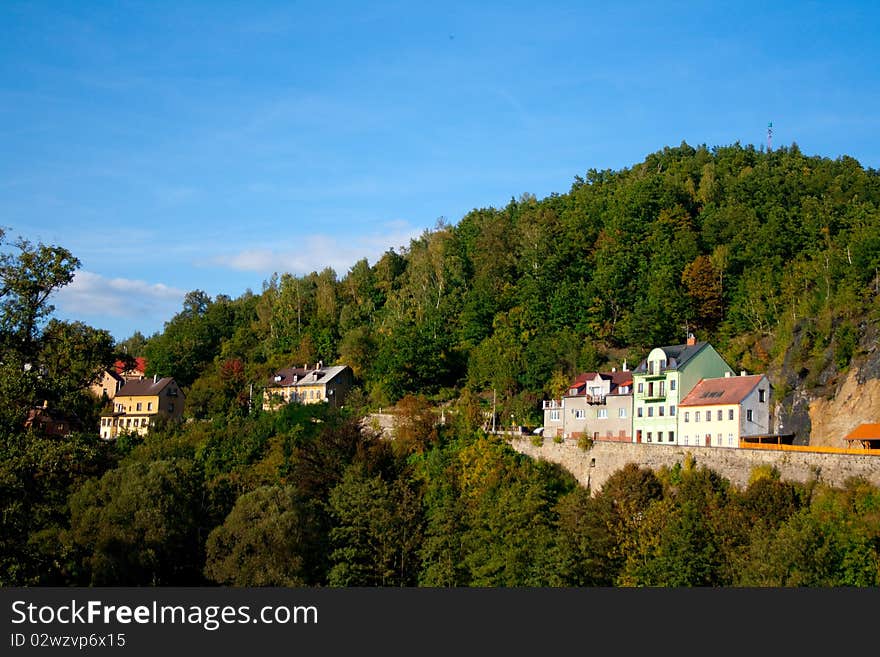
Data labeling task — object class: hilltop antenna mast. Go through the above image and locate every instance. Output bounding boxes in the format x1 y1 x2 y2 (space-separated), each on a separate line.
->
767 121 773 151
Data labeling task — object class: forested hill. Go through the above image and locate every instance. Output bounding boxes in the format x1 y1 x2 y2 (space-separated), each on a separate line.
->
133 141 880 429
4 141 880 589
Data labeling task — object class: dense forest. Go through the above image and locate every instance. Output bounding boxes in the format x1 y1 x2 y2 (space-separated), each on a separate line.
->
136 141 880 428
2 141 880 586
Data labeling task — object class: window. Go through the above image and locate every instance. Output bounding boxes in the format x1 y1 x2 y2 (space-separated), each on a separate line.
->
147 402 153 411
648 382 654 397
169 403 175 413
717 433 723 446
695 411 701 422
136 402 142 411
637 407 643 418
684 412 690 423
670 380 676 391
728 433 734 446
647 406 654 417
728 408 734 420
574 409 585 419
619 407 627 418
684 435 689 445
670 405 676 417
668 431 675 442
550 410 560 421
717 410 722 421
747 409 753 422
647 432 652 443
659 406 665 416
598 409 608 419
659 381 665 396
659 359 666 370
759 389 766 403
637 382 644 393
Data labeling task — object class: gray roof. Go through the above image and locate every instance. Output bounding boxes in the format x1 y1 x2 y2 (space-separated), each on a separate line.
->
267 364 350 388
634 341 709 373
117 376 180 397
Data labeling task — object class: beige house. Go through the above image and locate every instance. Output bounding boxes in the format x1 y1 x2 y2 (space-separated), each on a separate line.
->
99 376 184 440
678 373 771 448
262 363 353 411
89 369 125 401
543 368 633 442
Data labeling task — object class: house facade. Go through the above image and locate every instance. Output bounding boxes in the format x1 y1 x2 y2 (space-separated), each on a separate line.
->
99 376 184 440
631 336 734 445
262 363 353 411
25 402 80 438
89 369 125 401
542 368 633 442
678 373 772 448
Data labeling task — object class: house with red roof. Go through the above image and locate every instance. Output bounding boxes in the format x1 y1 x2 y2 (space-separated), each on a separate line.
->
116 356 147 382
678 373 772 448
542 366 633 442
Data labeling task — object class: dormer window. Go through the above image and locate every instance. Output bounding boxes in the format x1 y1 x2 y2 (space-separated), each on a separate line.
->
274 375 282 383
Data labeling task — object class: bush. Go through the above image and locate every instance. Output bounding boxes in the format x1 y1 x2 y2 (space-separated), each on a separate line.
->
577 435 594 451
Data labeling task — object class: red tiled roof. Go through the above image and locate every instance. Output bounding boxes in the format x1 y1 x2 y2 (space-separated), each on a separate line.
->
567 370 633 395
679 375 767 407
844 423 880 441
115 357 147 374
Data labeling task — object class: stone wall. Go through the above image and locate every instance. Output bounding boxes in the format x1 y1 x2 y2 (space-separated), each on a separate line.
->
509 437 880 492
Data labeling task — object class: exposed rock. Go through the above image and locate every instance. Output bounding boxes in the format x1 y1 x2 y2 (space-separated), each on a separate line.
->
809 369 880 447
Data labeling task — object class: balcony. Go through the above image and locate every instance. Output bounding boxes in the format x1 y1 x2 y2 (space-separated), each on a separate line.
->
542 399 562 410
585 395 607 405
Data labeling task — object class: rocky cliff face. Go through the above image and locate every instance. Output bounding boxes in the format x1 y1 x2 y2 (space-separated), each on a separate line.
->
771 319 880 446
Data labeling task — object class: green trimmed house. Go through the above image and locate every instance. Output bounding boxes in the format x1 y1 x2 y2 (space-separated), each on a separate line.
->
631 335 734 445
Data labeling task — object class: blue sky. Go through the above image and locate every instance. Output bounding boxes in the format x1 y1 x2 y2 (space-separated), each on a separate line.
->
2 1 879 341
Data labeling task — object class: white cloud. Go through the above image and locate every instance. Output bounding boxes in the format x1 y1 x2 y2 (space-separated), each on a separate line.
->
213 222 425 277
53 270 186 321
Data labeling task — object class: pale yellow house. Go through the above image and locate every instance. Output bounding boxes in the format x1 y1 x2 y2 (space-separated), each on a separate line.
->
99 375 184 440
262 363 353 410
678 373 771 448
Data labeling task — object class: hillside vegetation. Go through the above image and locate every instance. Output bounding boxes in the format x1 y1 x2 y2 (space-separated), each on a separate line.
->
132 142 880 431
3 141 880 587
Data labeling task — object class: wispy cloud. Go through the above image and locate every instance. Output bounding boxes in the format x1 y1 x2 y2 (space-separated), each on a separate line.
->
53 270 185 322
211 222 425 277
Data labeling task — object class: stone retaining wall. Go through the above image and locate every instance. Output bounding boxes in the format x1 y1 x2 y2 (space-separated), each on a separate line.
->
509 437 880 492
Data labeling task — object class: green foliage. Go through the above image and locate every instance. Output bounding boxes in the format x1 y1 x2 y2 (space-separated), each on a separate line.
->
6 142 880 588
577 435 594 451
204 485 307 586
0 230 80 362
67 458 209 585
